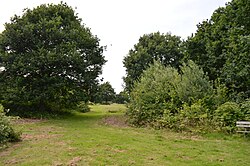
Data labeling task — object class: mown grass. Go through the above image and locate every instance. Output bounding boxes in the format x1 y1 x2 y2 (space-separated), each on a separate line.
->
0 104 249 166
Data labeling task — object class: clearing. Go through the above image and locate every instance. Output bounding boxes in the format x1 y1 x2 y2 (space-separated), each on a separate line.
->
0 104 249 166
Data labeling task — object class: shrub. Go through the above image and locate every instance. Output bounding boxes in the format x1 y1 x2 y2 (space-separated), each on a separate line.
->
176 60 213 105
180 101 208 126
0 104 21 145
126 61 180 126
215 102 244 133
157 109 181 130
127 60 214 129
126 60 250 133
77 102 90 113
159 100 214 132
241 99 250 121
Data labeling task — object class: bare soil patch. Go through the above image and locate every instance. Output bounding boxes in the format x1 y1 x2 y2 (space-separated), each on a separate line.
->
0 143 21 157
67 156 82 166
101 115 129 127
4 158 23 165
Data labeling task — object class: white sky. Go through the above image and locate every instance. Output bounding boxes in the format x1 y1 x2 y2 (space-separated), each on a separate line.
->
0 0 229 93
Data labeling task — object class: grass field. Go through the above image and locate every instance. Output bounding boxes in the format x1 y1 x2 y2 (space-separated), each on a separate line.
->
0 104 250 166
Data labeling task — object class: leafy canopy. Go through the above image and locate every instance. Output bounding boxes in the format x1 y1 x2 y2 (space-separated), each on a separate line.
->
0 2 106 112
123 32 184 92
94 82 116 104
185 0 250 100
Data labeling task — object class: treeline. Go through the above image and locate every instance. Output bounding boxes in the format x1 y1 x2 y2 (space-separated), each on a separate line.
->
91 81 128 104
123 0 250 133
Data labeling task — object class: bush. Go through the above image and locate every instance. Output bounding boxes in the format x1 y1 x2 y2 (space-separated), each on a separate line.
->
127 61 180 126
180 101 208 127
127 60 213 129
241 99 250 121
176 61 213 105
0 105 21 145
76 102 90 113
215 102 244 133
126 60 249 133
159 101 214 132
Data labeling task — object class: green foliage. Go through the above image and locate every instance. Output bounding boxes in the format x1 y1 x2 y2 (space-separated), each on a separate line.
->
127 60 214 128
127 61 179 126
176 60 213 105
185 0 250 99
126 59 250 133
76 101 90 113
125 0 250 133
0 2 105 113
215 102 243 132
114 91 129 104
127 60 250 133
181 102 208 128
158 101 214 132
94 82 116 104
123 32 184 92
0 104 20 145
241 99 250 121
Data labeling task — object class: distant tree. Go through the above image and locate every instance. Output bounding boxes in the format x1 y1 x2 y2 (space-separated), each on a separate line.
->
123 32 184 92
0 2 106 112
94 82 116 104
185 0 250 99
114 91 129 104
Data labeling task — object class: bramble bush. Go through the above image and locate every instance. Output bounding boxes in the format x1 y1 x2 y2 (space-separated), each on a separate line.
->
0 104 21 145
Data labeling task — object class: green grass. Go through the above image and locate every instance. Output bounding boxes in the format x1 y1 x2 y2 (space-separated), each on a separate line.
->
0 104 249 166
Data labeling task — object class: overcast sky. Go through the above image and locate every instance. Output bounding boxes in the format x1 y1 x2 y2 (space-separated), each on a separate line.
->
0 0 229 93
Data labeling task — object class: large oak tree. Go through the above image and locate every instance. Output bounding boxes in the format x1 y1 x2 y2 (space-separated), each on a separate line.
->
0 3 106 112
